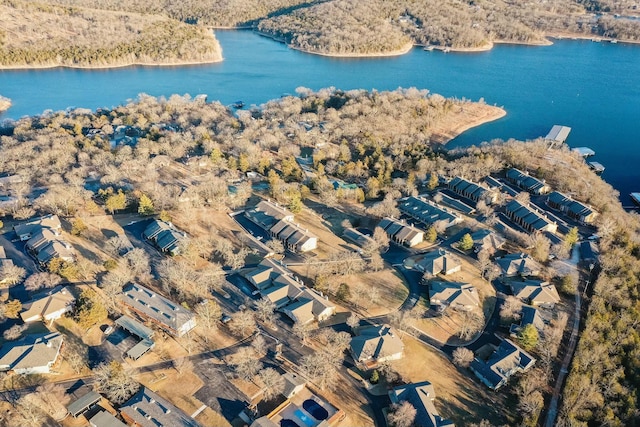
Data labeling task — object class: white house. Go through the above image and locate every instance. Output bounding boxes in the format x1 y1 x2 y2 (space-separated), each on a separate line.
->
0 332 64 374
20 286 76 323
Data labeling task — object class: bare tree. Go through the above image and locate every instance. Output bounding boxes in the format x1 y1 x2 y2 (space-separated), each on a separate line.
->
254 297 276 324
346 313 360 332
499 296 523 323
458 310 484 341
252 334 268 356
232 347 263 381
372 226 390 251
24 272 62 291
368 251 384 272
123 248 151 282
229 310 257 337
105 235 131 256
195 299 221 343
3 324 26 341
173 357 194 376
300 351 339 391
33 383 70 420
266 239 285 256
63 339 88 374
93 361 140 404
293 321 314 346
387 401 417 427
452 347 474 368
8 396 47 427
258 367 285 401
0 264 26 285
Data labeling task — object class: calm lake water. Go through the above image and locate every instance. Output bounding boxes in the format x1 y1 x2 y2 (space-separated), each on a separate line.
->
1 30 639 203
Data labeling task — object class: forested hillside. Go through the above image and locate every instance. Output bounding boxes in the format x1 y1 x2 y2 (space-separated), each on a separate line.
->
257 0 640 55
40 0 315 27
0 0 222 68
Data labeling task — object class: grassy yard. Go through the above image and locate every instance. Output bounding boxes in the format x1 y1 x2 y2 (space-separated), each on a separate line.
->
391 336 514 426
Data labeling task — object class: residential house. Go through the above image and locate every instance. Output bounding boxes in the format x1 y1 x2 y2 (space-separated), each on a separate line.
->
269 220 318 253
470 338 536 390
580 241 599 264
245 200 294 231
281 288 335 325
0 332 64 374
343 228 376 249
350 324 404 365
243 258 292 290
510 305 546 336
115 315 155 360
261 274 305 308
413 249 462 276
546 191 598 224
24 226 74 266
389 381 454 427
509 279 560 308
14 214 62 241
504 199 558 234
496 253 542 277
143 220 187 256
398 196 461 229
245 200 318 253
89 411 128 427
470 229 506 254
428 281 479 312
282 372 306 399
378 217 424 248
120 283 196 337
120 387 201 427
20 286 76 323
447 177 496 205
67 390 102 418
505 168 551 195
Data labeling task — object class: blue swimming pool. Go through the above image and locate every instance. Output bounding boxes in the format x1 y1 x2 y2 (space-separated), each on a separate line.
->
294 409 316 427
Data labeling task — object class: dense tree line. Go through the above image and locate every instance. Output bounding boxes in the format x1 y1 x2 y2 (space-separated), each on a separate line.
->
42 0 315 27
257 0 640 55
0 0 221 67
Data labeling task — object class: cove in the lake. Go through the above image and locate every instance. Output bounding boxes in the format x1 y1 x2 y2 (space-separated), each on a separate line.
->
1 30 639 203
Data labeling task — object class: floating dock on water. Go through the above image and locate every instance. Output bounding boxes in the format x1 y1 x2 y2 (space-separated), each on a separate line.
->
588 162 605 173
572 147 595 157
631 193 640 206
545 125 572 143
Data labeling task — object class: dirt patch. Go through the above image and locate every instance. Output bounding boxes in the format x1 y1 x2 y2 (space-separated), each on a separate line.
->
429 103 506 144
391 336 513 425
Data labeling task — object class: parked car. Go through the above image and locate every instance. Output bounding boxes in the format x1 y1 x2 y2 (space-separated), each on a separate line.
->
103 325 114 335
221 314 232 324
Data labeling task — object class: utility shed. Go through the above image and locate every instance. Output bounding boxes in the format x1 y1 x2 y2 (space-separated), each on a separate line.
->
67 390 102 418
545 125 571 143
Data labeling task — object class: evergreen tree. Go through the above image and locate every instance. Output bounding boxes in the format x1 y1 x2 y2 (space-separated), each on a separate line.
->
137 194 154 215
458 233 474 251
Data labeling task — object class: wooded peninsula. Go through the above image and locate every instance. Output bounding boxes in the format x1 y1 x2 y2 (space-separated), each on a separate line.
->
0 89 638 426
1 0 639 67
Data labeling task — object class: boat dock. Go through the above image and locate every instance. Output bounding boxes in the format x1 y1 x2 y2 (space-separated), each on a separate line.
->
588 161 605 173
631 193 640 206
572 147 595 157
545 125 572 144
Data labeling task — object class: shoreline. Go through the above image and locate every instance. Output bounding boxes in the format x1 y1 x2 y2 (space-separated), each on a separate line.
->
0 56 223 71
430 104 507 144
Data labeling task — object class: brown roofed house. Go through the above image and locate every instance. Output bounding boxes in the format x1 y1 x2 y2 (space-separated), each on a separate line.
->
20 285 76 323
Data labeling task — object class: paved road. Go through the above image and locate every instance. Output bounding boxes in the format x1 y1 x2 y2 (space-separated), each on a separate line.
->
544 245 589 427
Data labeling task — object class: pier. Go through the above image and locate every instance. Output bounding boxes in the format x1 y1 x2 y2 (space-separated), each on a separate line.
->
588 162 605 173
572 147 595 157
545 125 572 144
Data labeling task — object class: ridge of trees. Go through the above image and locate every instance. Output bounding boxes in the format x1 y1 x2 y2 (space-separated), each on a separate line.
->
0 0 222 67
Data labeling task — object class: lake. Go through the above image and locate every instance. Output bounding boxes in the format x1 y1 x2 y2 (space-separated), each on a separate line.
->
1 30 639 203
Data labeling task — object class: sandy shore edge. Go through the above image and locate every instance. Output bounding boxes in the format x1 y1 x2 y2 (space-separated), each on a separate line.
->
0 56 223 71
430 104 507 144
